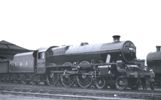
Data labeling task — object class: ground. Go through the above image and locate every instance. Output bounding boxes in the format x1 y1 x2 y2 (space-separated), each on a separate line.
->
0 94 144 100
0 94 56 100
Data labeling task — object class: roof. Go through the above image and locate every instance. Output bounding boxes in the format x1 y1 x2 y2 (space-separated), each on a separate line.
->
38 48 48 52
14 52 33 57
0 40 29 50
0 40 31 59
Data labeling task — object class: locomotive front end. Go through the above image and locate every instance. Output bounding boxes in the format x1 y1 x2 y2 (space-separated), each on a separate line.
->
122 41 136 62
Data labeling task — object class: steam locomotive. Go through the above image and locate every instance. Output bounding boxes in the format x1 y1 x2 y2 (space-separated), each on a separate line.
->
0 35 154 90
147 46 161 86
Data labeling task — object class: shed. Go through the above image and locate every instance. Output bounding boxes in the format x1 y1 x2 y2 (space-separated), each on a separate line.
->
0 40 31 60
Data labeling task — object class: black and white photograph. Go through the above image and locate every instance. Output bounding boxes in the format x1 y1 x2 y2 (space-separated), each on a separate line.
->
0 0 161 100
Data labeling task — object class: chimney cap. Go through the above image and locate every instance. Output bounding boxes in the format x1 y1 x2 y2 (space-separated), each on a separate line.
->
112 35 121 42
113 35 120 38
156 46 161 52
156 46 161 48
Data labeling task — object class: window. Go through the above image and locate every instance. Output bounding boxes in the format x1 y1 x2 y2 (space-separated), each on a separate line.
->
38 52 45 59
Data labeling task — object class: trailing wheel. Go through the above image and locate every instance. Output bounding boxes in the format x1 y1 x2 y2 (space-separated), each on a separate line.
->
76 73 93 88
95 77 106 89
46 72 59 86
115 76 128 90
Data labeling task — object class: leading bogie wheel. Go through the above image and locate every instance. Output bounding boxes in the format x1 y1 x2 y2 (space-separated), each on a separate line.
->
95 77 106 89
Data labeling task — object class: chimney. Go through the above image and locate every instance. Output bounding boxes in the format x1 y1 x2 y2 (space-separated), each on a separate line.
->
156 46 161 52
113 35 120 42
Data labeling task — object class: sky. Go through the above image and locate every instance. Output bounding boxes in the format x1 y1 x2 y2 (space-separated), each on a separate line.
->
0 0 161 59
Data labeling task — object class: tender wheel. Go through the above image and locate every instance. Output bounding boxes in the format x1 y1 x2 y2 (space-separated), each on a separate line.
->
115 76 128 90
76 73 93 88
45 74 50 85
150 82 154 90
130 84 139 90
95 77 106 89
60 74 75 88
19 74 26 84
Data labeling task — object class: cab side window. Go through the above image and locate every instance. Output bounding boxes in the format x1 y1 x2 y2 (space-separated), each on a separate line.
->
38 52 45 59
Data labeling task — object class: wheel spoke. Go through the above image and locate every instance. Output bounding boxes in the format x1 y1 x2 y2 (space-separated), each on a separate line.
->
76 74 93 88
95 77 106 89
60 74 75 87
46 72 60 86
115 76 128 90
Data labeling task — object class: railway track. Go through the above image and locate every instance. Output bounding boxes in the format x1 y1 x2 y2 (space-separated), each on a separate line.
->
0 91 142 100
0 82 160 100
